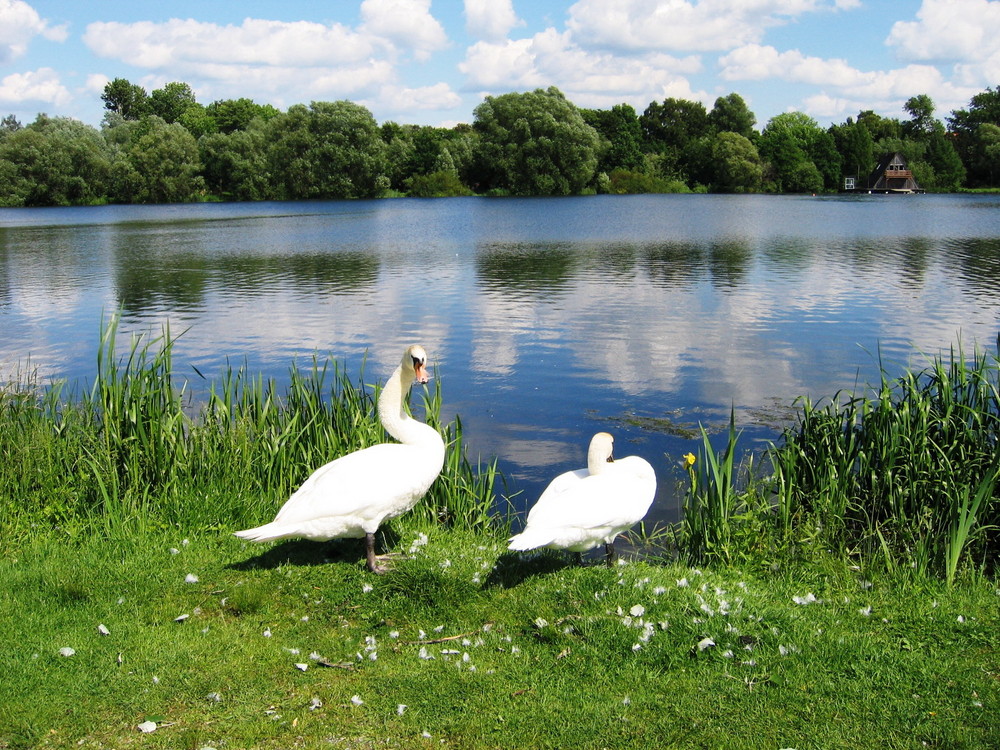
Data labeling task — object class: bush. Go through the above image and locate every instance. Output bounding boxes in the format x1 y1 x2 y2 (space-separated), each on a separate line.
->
407 170 473 197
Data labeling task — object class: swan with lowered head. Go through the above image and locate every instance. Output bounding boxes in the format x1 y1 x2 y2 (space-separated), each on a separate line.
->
235 344 445 573
508 432 656 565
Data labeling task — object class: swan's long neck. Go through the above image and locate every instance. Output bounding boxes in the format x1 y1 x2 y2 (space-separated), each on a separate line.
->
588 434 614 475
378 362 440 448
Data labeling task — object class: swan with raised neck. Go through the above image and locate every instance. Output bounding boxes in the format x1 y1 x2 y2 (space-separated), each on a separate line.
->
235 344 445 573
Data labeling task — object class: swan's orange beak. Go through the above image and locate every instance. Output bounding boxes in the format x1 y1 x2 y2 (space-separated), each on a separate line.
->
413 360 429 384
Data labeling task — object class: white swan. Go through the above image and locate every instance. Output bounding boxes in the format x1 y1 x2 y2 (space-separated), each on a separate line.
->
235 344 445 573
508 432 656 565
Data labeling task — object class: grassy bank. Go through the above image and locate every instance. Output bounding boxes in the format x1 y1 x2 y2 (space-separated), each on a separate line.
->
2 324 999 747
2 527 998 749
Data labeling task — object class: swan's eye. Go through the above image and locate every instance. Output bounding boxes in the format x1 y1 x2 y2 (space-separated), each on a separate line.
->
412 356 424 368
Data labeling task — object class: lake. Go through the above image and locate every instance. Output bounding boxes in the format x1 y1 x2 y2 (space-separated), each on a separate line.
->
2 194 1000 523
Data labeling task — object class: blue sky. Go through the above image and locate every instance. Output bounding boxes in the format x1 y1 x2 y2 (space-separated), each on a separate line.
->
2 0 998 130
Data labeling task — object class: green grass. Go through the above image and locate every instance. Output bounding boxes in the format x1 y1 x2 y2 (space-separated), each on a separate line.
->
1 527 997 749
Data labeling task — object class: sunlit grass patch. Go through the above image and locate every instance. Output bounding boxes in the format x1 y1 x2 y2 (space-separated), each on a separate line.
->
2 527 998 748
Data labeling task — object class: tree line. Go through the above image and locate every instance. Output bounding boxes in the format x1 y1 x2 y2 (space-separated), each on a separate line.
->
1 77 999 207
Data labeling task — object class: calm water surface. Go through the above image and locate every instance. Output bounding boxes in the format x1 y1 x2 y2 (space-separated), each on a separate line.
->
3 194 1000 523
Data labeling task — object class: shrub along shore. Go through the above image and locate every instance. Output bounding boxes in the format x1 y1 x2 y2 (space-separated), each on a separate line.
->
1 322 998 748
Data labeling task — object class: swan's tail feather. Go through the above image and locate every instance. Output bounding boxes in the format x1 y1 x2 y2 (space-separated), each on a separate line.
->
508 530 553 552
234 522 295 543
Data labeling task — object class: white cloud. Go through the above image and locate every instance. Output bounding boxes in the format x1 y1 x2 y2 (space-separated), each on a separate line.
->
83 19 379 69
460 28 705 108
886 0 1000 91
0 67 70 107
360 0 449 61
464 0 523 40
719 42 980 123
81 13 459 119
566 0 857 53
84 73 109 96
0 0 67 64
887 0 1000 63
800 92 861 119
720 45 868 87
370 82 462 113
461 37 546 89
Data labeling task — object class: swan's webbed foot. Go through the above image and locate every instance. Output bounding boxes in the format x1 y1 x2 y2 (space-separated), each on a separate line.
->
364 533 407 574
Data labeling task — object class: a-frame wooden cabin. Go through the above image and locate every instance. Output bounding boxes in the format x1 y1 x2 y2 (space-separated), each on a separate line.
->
844 152 925 194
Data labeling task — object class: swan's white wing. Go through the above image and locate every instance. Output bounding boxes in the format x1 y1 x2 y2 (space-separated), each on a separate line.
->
272 443 439 526
546 473 652 529
523 468 588 523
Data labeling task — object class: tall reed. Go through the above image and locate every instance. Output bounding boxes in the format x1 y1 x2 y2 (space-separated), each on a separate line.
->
677 340 1000 580
769 339 1000 581
679 414 740 564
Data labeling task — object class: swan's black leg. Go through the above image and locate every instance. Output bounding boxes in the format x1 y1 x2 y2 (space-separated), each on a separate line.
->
365 532 384 574
604 541 617 567
574 551 584 566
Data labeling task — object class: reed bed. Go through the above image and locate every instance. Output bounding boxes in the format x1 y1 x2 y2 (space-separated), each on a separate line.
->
680 339 1000 582
0 317 504 539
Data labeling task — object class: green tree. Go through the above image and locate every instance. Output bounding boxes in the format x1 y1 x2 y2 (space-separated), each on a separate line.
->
471 86 600 195
444 126 477 186
199 124 271 201
108 116 204 204
177 105 218 138
407 126 448 177
857 110 902 142
206 98 281 134
711 131 762 192
709 93 757 139
903 94 937 139
583 103 644 174
101 78 149 120
924 128 966 191
948 86 1000 187
1 114 22 137
264 101 387 200
830 118 875 183
148 82 198 124
640 97 710 183
406 170 473 197
759 126 811 192
760 112 839 192
0 115 110 206
381 121 416 191
978 123 1000 186
641 98 709 153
